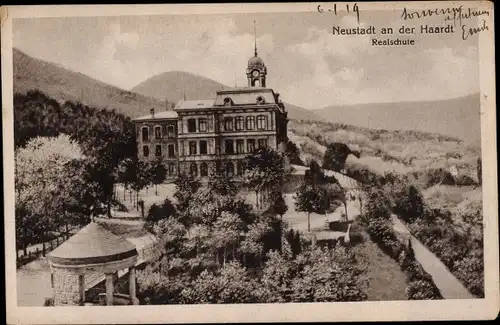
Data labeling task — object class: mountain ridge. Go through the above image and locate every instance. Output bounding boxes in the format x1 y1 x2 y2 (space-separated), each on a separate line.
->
13 48 164 118
315 94 481 145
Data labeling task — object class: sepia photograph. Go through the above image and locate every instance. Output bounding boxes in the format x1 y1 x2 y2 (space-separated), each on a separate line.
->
2 2 498 323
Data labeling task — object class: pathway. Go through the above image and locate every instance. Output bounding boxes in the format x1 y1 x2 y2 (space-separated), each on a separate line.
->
391 215 475 299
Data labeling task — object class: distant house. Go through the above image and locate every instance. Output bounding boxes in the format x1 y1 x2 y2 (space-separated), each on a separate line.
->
132 46 288 181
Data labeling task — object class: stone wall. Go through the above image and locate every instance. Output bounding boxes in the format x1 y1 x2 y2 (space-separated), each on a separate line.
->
52 268 80 306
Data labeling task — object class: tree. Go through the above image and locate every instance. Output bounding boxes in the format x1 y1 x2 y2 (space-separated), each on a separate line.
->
145 198 177 232
245 147 285 209
394 185 425 223
294 183 324 232
211 212 244 266
150 159 167 195
15 134 85 251
290 246 367 302
207 168 237 196
322 142 359 172
152 218 187 277
174 172 201 213
180 261 259 304
284 140 304 166
325 183 348 221
270 189 288 222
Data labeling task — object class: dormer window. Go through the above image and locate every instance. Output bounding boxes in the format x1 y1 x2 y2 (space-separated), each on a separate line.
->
256 96 265 104
224 97 234 106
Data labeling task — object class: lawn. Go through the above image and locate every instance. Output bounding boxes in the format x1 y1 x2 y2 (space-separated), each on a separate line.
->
349 224 409 301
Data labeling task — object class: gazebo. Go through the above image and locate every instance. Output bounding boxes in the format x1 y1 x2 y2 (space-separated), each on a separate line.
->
48 222 139 306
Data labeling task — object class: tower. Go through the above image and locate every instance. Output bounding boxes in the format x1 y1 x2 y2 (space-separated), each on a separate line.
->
247 21 267 87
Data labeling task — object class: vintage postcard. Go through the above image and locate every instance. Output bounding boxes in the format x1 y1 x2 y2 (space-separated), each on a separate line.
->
2 1 498 323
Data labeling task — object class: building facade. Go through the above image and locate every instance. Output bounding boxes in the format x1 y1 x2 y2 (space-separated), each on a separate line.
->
133 50 288 180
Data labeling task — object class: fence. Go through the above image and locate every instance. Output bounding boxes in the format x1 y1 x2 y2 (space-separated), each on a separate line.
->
16 231 75 268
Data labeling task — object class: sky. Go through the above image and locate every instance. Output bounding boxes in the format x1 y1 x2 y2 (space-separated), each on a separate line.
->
13 10 480 109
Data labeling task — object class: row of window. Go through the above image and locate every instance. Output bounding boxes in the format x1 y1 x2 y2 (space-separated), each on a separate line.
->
187 138 267 156
186 115 268 133
188 161 245 178
142 125 176 142
143 144 176 158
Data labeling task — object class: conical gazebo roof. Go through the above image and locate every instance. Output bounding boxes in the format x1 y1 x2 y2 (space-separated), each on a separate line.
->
48 222 138 266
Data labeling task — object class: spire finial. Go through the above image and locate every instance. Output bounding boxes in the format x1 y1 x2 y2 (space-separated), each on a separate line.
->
253 20 257 57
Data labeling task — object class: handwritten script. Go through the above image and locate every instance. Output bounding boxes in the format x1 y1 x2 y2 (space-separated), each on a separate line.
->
401 6 490 40
318 3 360 24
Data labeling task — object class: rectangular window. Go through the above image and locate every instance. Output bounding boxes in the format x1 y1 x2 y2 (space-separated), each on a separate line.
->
208 140 214 154
189 141 197 155
142 127 149 142
199 140 208 155
167 125 175 138
236 140 244 154
235 116 244 130
198 118 207 132
168 163 175 176
246 116 255 130
258 139 267 149
247 139 255 153
187 119 197 133
155 145 162 156
168 144 175 158
143 145 149 157
225 140 234 154
257 115 268 130
154 126 162 139
224 117 234 131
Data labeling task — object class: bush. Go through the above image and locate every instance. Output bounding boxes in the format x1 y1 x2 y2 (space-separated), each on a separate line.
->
455 174 476 186
426 168 455 187
144 198 177 232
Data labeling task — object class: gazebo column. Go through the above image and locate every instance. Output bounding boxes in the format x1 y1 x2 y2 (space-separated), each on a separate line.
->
105 273 114 306
129 266 137 305
78 274 85 306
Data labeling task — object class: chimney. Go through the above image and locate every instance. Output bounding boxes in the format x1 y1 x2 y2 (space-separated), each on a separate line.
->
150 107 155 118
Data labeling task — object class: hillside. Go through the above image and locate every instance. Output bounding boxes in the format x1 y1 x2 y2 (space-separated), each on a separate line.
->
315 94 481 145
130 71 323 122
287 118 481 185
13 48 164 118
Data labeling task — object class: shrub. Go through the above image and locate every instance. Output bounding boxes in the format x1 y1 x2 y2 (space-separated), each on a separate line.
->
426 168 455 187
394 185 425 223
144 198 177 232
455 174 476 186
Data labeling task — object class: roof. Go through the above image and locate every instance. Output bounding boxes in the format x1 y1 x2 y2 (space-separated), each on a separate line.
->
48 222 138 266
174 99 215 111
133 110 178 121
214 88 278 106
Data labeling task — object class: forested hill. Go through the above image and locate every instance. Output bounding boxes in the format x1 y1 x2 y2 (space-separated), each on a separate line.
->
13 90 136 156
13 48 164 118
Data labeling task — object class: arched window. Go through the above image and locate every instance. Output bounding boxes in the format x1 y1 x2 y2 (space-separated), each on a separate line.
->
224 97 234 106
200 162 208 177
226 162 235 177
190 163 198 178
257 115 267 130
246 116 255 130
256 96 265 104
141 127 149 141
